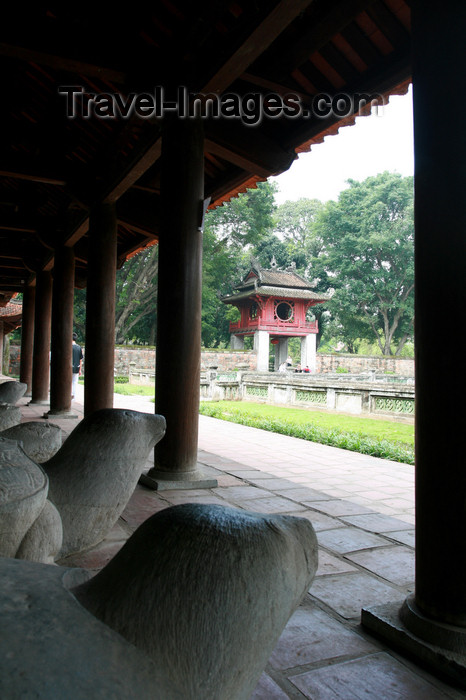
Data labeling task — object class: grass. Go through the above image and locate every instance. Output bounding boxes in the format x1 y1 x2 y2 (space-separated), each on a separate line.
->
79 377 155 398
199 400 414 465
113 383 155 397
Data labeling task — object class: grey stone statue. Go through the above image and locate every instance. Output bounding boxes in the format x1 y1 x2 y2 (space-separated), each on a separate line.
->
0 409 166 563
0 380 27 404
1 421 62 462
0 403 22 431
0 503 318 699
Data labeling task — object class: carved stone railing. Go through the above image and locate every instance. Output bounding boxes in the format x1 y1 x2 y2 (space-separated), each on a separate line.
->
200 371 415 418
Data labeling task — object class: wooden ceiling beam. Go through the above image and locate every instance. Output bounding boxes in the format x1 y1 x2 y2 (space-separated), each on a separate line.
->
205 122 296 178
0 43 126 83
202 0 315 94
0 167 66 187
262 0 378 80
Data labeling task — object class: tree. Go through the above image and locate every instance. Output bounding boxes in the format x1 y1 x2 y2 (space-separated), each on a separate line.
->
206 180 277 248
274 197 324 260
200 181 278 347
114 245 158 344
315 172 414 356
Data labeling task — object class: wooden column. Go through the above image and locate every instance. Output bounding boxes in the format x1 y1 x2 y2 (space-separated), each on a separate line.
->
362 1 466 678
0 321 4 375
30 271 52 404
408 0 466 628
19 283 35 394
84 204 117 416
142 117 216 490
47 245 76 416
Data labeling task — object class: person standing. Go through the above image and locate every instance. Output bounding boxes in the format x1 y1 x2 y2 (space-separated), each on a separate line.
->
71 333 83 400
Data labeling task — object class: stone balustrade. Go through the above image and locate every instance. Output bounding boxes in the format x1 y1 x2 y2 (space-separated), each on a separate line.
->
200 371 415 419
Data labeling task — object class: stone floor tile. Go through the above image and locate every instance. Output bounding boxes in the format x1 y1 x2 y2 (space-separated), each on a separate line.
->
162 494 233 508
316 550 358 577
214 485 271 501
120 490 169 528
214 473 245 487
290 510 345 532
317 527 389 554
289 652 452 699
248 478 301 491
385 529 415 547
309 572 404 619
268 604 377 670
58 539 126 571
346 546 415 586
304 499 373 517
247 497 307 514
271 487 331 501
226 470 274 479
249 673 290 699
341 513 414 533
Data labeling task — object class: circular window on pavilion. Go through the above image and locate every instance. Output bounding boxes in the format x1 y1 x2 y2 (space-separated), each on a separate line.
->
275 301 294 322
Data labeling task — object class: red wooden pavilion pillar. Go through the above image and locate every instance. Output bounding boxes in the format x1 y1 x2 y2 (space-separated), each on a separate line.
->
19 283 35 395
30 270 52 405
362 0 466 682
84 203 117 416
46 245 76 417
142 116 217 490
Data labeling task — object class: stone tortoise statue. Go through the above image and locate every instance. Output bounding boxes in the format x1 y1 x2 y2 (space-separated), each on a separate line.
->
0 381 27 431
0 503 318 699
0 408 166 563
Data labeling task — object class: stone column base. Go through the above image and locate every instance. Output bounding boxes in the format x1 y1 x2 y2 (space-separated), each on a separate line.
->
140 465 218 491
28 400 50 406
43 409 79 420
361 598 466 689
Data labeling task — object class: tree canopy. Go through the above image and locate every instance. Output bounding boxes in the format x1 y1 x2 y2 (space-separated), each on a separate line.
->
315 172 414 355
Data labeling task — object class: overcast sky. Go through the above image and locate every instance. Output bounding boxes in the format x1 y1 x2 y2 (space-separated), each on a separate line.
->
270 84 413 205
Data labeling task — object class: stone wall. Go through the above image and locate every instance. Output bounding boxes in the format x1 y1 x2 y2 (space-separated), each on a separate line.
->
8 345 414 377
316 354 414 377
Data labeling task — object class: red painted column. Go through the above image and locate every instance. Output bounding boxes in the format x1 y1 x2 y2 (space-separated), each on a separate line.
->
142 116 216 490
48 245 75 415
19 283 35 394
30 270 53 404
84 203 117 416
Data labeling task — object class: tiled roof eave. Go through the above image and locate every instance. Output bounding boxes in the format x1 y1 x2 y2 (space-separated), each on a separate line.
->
222 287 330 303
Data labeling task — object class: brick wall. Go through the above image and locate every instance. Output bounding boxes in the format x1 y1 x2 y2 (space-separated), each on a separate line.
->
8 345 414 377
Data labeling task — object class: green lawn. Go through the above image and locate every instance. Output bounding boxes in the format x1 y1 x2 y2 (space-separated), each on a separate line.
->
113 383 155 397
199 400 414 464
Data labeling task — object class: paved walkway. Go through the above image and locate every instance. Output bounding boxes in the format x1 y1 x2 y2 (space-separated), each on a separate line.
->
16 387 462 699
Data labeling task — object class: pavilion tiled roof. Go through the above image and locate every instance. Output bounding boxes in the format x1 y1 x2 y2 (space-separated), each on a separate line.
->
223 262 331 304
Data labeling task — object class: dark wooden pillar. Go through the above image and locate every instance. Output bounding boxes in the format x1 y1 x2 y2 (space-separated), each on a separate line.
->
84 203 117 416
142 117 216 490
20 283 35 394
0 320 4 375
362 1 466 677
30 270 53 404
47 245 76 416
408 0 466 628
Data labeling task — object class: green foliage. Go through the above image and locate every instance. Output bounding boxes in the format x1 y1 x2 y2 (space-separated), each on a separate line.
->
114 375 129 383
201 181 278 347
199 401 414 464
315 172 414 356
73 289 86 341
206 180 277 248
